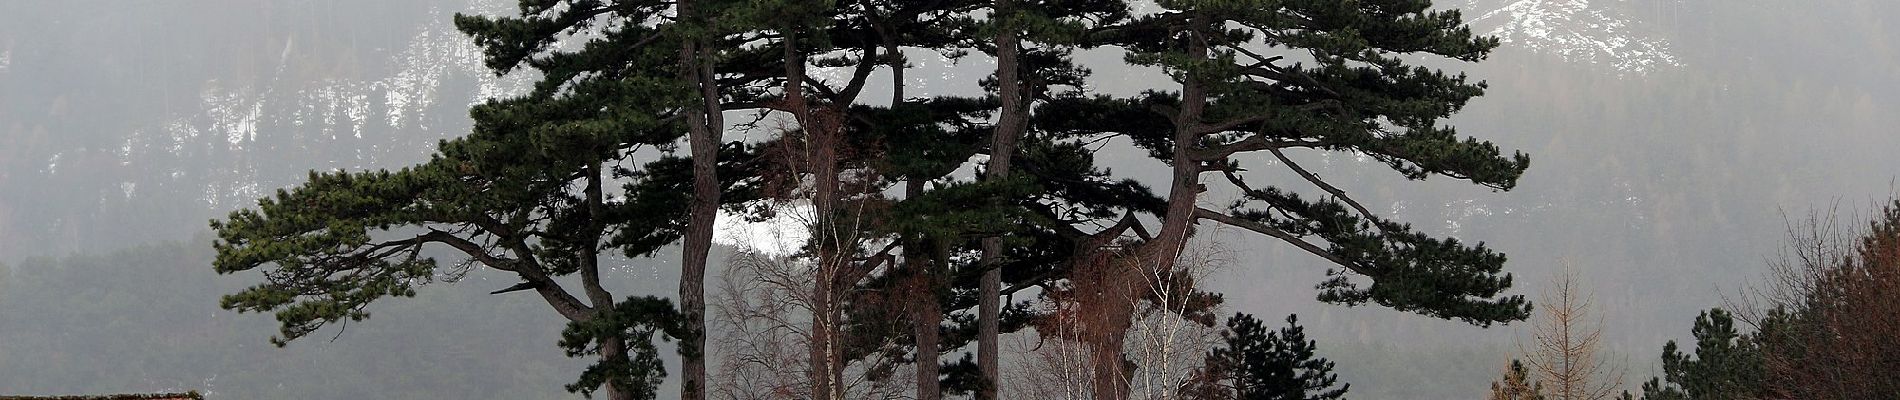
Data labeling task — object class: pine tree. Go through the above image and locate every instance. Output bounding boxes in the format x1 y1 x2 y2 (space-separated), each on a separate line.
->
974 0 1132 397
1637 309 1765 400
1188 313 1348 400
212 2 771 399
1029 1 1533 396
1489 359 1548 400
838 96 1002 399
857 3 990 397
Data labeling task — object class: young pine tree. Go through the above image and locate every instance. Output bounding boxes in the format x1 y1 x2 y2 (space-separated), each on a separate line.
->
1032 0 1533 396
1187 313 1348 400
1637 309 1766 400
1489 359 1547 400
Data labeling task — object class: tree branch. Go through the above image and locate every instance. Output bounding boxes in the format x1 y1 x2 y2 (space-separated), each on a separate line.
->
1192 207 1371 277
1263 147 1380 225
418 229 594 321
1189 133 1326 161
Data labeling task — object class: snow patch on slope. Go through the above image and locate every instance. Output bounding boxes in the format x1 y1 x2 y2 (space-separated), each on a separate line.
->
113 2 534 210
714 205 813 257
1464 0 1680 73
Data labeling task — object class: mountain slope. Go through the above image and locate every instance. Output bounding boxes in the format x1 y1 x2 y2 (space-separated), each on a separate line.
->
1461 0 1681 73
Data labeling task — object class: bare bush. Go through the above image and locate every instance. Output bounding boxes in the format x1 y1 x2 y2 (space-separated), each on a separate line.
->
1007 234 1229 400
709 230 912 400
1737 201 1900 398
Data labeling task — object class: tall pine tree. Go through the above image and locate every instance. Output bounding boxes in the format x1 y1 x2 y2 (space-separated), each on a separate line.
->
213 1 773 398
973 0 1133 397
1031 0 1533 396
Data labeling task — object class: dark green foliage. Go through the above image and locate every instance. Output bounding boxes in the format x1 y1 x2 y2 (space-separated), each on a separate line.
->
857 98 994 182
1033 0 1534 328
1190 313 1348 400
811 2 1147 396
559 296 685 399
206 0 1530 397
211 0 726 343
859 97 1027 242
209 166 452 346
209 1 769 398
1638 309 1765 400
938 353 986 397
1233 186 1527 326
1487 360 1544 400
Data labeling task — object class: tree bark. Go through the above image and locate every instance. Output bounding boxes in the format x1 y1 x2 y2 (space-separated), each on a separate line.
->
1089 322 1133 400
913 284 943 400
907 178 943 400
878 13 941 399
1081 13 1211 400
583 159 634 400
777 27 849 400
677 0 723 397
1074 253 1137 400
600 333 638 400
811 270 839 400
1150 13 1208 278
979 1 1026 398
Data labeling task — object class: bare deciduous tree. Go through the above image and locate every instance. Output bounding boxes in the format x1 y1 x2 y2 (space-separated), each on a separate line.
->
1737 202 1900 398
711 242 915 400
1007 234 1228 400
1126 234 1229 400
710 248 808 399
1520 264 1624 400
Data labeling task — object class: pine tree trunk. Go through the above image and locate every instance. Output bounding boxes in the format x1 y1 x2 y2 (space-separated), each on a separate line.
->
676 1 721 396
913 290 943 400
679 114 716 400
1089 329 1132 400
809 127 843 399
1151 13 1208 278
1085 13 1210 400
1076 255 1137 400
781 29 848 398
979 1 1025 397
907 179 942 400
810 271 837 400
580 159 634 400
600 334 639 400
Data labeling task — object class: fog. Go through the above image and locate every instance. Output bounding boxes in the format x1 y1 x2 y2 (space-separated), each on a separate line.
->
3 1 1898 398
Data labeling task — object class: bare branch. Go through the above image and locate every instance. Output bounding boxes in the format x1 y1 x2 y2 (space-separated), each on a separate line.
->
1192 207 1371 277
1264 147 1381 227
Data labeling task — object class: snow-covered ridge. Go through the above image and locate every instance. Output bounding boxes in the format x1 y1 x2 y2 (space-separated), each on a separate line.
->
1463 0 1680 74
112 2 532 209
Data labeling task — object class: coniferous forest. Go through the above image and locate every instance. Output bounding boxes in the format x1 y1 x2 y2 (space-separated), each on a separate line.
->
4 1 1900 399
